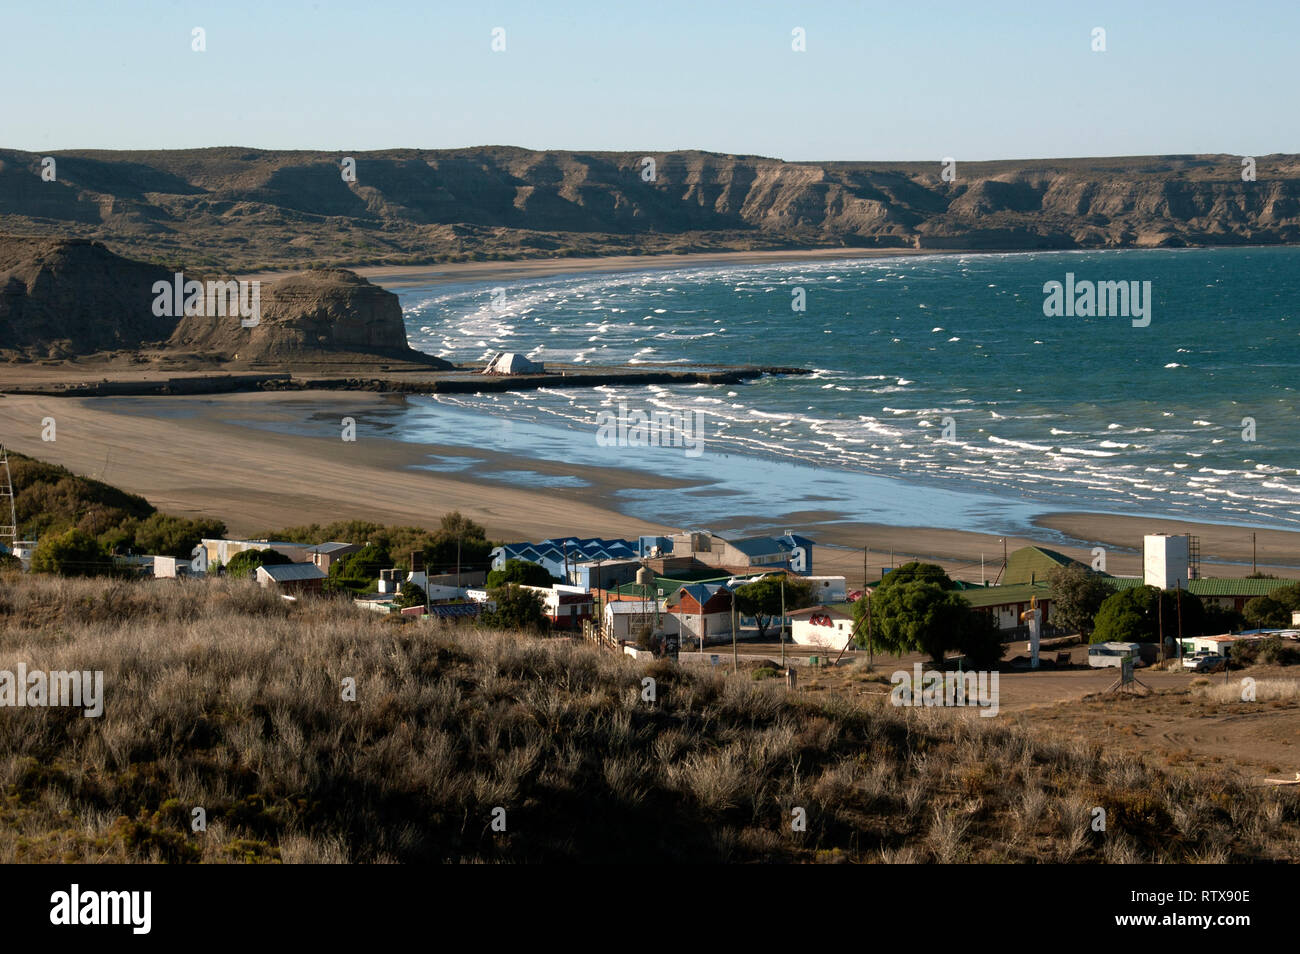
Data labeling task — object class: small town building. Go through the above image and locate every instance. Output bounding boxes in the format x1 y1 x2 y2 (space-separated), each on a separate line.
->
666 583 735 645
803 576 848 603
603 600 679 641
787 603 856 648
256 562 327 595
490 537 640 579
961 581 1055 633
203 538 315 567
518 584 594 631
306 541 363 572
667 530 815 575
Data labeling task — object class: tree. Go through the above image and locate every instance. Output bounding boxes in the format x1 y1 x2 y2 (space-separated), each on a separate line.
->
954 610 1006 669
486 559 557 589
1204 604 1246 635
131 513 226 559
30 528 113 576
1046 565 1112 637
481 584 548 634
424 515 492 576
394 581 427 609
857 562 985 665
226 547 292 580
438 511 485 541
1270 582 1300 615
733 574 815 639
1092 587 1158 644
1091 586 1210 644
1243 595 1288 629
328 542 391 593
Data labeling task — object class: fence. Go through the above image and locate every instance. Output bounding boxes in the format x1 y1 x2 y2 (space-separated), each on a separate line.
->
581 619 619 651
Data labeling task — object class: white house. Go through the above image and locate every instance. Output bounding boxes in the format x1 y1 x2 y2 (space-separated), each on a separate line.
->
603 600 679 641
803 576 847 603
786 604 856 649
666 583 735 646
203 538 315 567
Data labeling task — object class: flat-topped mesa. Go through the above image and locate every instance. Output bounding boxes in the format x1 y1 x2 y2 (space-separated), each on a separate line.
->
0 237 175 358
167 267 448 367
5 148 1300 267
0 234 450 368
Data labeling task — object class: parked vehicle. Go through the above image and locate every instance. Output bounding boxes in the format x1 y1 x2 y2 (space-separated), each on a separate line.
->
1088 642 1146 669
1182 653 1226 672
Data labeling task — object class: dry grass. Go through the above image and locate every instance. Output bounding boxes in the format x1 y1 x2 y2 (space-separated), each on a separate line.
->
1194 679 1300 704
0 575 1297 863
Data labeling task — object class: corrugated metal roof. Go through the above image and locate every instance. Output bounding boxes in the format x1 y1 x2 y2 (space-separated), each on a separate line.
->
307 541 358 554
429 602 482 618
258 563 327 582
1103 577 1296 597
1189 578 1296 597
959 582 1053 608
1003 546 1088 585
727 536 789 558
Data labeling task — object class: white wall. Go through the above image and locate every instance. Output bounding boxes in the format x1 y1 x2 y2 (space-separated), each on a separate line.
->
1144 534 1189 590
672 611 732 644
804 576 847 602
791 617 851 648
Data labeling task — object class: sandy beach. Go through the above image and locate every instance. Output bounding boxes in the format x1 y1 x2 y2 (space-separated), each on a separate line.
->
244 247 948 287
3 389 1297 587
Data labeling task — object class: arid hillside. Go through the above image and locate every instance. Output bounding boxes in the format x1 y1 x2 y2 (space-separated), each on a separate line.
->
1 148 1297 269
0 236 446 367
0 574 1297 863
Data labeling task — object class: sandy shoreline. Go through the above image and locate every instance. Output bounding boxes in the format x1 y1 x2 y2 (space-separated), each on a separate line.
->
3 390 1297 587
244 247 954 287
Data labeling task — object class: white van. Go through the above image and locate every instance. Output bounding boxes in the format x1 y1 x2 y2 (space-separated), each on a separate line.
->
1087 642 1145 669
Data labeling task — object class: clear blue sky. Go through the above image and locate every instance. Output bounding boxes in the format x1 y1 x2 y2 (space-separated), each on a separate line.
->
3 0 1296 160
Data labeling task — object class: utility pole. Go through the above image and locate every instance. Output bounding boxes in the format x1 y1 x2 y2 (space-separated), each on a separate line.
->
866 591 873 671
456 534 462 590
780 576 786 668
0 445 17 556
731 596 738 673
1158 590 1165 660
1252 532 1257 576
1176 583 1183 652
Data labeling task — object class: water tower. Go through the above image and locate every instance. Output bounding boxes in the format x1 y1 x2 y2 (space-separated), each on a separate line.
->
1144 534 1189 590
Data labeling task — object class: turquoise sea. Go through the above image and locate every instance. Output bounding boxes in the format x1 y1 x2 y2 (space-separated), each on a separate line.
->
373 247 1299 534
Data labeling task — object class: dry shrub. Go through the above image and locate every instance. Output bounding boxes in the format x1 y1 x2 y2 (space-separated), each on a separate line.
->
0 574 1296 863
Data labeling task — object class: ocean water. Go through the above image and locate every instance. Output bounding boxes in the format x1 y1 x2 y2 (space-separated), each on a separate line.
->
386 247 1300 532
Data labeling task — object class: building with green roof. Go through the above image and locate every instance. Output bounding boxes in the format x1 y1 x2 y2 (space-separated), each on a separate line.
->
1002 546 1089 585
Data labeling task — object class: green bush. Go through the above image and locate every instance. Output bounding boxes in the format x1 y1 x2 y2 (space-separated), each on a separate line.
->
1258 637 1300 667
394 581 427 609
30 528 113 577
481 584 548 635
327 542 391 594
854 562 1002 666
226 548 292 580
486 559 557 589
1092 586 1209 644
